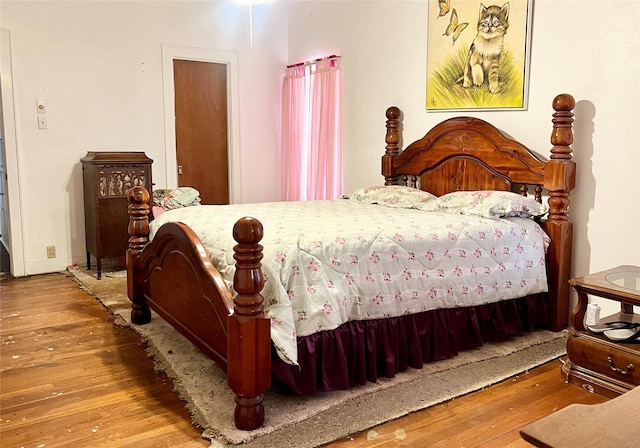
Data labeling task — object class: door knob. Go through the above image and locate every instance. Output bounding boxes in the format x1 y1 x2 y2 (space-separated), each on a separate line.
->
178 165 183 175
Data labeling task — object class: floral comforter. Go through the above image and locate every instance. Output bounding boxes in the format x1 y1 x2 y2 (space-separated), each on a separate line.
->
150 199 549 365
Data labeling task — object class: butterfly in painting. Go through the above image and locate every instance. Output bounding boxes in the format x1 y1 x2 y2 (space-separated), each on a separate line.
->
437 0 451 17
443 8 468 45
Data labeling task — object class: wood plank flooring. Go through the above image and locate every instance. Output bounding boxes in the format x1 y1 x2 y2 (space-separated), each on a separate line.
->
1 273 608 447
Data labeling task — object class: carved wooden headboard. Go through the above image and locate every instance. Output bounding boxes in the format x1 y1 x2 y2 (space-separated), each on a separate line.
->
381 93 577 331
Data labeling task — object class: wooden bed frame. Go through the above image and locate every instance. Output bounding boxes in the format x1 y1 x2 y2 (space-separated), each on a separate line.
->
126 93 576 431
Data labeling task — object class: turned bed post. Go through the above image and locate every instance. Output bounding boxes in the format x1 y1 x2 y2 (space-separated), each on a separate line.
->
543 93 576 331
228 217 271 430
382 106 403 185
127 186 152 325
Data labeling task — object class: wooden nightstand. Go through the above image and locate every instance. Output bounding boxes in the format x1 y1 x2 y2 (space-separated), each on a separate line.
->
81 152 153 279
561 265 640 397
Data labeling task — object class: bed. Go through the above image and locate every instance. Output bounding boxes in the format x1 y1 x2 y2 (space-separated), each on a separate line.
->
126 93 576 431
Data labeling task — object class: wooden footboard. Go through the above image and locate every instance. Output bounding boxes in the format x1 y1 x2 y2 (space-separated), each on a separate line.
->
126 187 271 430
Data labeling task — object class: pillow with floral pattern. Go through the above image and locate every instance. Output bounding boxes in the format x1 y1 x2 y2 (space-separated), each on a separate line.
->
421 190 548 218
343 185 437 209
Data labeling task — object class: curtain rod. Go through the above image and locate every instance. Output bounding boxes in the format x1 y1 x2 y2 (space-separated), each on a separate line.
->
287 54 340 68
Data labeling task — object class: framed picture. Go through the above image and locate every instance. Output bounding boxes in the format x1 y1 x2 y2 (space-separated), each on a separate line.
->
426 0 533 111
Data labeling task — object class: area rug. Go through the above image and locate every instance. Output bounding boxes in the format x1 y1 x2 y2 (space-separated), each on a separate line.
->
67 266 567 448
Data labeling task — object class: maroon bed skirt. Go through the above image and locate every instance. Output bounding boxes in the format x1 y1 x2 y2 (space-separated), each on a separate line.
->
271 294 549 395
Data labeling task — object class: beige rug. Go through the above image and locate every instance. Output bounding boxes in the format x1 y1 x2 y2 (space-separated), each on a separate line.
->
67 266 567 448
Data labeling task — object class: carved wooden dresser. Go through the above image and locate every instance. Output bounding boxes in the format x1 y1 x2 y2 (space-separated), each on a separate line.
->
81 152 153 279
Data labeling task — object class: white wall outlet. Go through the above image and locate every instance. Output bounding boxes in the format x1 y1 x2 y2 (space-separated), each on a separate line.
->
46 245 56 259
38 115 47 129
37 100 46 114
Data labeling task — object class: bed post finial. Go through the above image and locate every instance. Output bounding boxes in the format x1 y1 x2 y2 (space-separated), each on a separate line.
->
550 94 575 160
382 106 403 185
543 93 576 331
232 217 265 316
229 216 270 430
127 186 151 325
127 187 150 252
546 94 576 222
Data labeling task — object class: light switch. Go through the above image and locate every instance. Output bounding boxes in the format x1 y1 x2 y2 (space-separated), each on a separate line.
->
37 100 46 114
38 115 47 129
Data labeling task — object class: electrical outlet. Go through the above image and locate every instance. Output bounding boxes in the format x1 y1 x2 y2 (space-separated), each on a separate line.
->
46 245 56 259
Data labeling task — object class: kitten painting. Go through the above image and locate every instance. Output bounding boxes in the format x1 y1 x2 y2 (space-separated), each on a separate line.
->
426 0 530 110
462 3 510 93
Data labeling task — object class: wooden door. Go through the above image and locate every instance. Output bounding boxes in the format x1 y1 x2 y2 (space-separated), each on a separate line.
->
173 60 229 205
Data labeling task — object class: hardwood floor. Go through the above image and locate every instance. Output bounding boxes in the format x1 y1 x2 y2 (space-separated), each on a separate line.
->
1 273 608 448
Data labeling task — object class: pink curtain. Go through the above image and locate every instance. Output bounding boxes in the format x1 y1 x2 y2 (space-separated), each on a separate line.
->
281 65 306 201
281 56 342 201
308 58 342 200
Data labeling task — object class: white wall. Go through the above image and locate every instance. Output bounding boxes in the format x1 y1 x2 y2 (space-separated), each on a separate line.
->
0 0 287 275
286 0 640 315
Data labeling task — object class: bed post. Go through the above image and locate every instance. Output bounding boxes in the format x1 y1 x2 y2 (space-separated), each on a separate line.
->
228 217 271 430
382 106 403 185
543 94 576 332
127 186 151 325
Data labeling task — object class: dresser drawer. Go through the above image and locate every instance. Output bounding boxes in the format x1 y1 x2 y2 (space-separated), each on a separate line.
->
567 332 640 386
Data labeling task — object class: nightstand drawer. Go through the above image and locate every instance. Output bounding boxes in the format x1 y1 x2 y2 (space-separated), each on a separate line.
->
567 333 640 386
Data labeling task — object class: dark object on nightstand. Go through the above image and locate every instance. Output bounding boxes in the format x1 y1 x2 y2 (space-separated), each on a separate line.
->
561 265 640 397
81 152 153 279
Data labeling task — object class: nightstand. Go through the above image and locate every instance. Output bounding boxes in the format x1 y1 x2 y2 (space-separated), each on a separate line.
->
561 265 640 397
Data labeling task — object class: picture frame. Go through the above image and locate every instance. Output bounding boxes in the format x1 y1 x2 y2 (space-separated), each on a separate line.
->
426 0 533 111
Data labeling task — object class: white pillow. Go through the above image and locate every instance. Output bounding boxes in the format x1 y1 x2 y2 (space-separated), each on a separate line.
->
422 190 548 218
343 185 437 209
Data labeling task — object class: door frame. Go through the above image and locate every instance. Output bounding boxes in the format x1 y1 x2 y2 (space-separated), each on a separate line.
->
0 29 26 277
161 45 241 203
